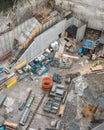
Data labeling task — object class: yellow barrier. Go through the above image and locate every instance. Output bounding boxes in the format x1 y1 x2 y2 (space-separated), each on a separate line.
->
14 60 27 70
6 79 17 89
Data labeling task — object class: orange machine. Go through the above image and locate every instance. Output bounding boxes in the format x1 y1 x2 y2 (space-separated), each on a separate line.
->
42 77 53 90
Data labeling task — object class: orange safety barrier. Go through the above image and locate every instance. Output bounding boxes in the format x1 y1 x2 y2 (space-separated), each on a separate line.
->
42 77 53 90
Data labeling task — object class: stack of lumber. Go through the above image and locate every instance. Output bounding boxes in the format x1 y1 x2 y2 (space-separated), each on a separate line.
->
4 121 18 130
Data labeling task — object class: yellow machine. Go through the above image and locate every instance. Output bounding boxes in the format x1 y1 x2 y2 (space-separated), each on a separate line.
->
14 60 27 70
6 79 17 89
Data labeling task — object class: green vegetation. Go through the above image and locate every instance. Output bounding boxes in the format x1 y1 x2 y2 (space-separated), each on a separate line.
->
0 0 33 12
0 0 16 12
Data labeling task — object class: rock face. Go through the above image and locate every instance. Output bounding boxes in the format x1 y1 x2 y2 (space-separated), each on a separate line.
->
0 0 46 34
0 0 46 24
55 0 104 30
14 0 46 25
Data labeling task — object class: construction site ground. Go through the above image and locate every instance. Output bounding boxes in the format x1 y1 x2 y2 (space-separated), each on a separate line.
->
0 2 104 130
0 53 104 130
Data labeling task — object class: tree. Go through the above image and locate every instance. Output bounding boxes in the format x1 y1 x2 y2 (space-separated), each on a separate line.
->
0 0 14 11
46 0 55 9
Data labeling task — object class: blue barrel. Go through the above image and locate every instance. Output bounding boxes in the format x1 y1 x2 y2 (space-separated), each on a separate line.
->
0 126 5 130
0 68 3 73
78 48 83 55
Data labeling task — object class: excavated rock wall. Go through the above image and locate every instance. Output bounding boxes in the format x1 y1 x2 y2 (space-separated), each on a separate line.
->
55 0 104 30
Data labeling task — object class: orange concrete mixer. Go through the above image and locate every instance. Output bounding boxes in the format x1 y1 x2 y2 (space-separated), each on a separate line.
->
42 77 53 90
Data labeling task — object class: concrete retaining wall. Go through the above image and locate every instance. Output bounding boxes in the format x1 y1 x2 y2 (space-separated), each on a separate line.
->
77 24 86 42
17 20 66 64
0 18 39 57
65 17 86 42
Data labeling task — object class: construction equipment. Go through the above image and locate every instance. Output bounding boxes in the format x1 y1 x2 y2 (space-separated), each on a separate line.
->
19 108 30 126
0 68 3 73
18 102 26 111
3 68 11 74
50 85 56 97
6 79 17 89
26 95 35 108
31 55 52 76
53 73 62 84
0 73 7 84
50 84 65 99
38 66 49 76
16 69 24 75
14 60 27 70
19 90 32 111
18 73 29 81
43 98 61 114
5 76 17 86
0 73 17 90
44 84 65 114
78 40 94 56
42 77 53 90
0 125 5 130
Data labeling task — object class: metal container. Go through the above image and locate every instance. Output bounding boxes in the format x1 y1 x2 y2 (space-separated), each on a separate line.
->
26 95 35 108
19 108 30 126
6 79 17 89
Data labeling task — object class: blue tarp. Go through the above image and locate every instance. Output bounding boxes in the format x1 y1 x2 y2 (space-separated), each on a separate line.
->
84 40 93 48
0 126 5 130
78 48 83 55
0 68 3 73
